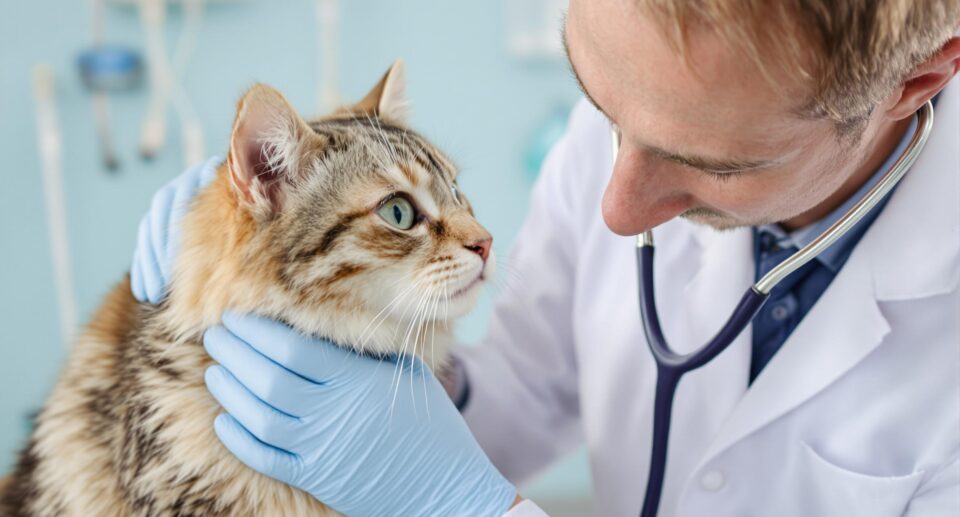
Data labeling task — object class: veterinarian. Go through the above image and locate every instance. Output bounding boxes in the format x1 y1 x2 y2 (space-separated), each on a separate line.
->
131 1 960 515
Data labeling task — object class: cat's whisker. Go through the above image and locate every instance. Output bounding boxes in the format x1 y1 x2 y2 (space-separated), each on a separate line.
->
488 258 525 299
493 257 523 278
432 287 445 359
383 269 419 290
405 291 426 417
428 284 441 373
496 268 523 284
365 114 398 166
359 293 418 352
398 130 417 167
354 125 391 171
411 283 440 411
391 285 432 416
410 286 435 395
357 273 421 349
373 281 427 414
399 283 431 357
422 285 443 419
410 286 436 417
395 287 431 417
489 267 522 291
409 137 450 184
385 281 426 392
364 273 424 333
371 115 401 164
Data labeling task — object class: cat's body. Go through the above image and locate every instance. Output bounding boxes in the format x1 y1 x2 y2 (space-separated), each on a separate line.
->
1 62 491 516
1 277 338 516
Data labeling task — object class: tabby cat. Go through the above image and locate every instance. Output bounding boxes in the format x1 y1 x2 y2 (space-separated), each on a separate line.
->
0 60 494 516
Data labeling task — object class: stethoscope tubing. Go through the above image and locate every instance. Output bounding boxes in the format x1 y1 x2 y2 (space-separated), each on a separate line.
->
754 101 934 294
625 101 934 517
637 244 768 517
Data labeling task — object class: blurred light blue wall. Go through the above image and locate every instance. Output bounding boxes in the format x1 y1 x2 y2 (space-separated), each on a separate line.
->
0 0 589 505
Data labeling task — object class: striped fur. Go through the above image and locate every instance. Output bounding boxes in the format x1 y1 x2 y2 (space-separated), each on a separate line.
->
1 63 493 516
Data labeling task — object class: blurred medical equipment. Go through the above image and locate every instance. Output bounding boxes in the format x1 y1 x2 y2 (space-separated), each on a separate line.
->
505 0 567 59
138 0 206 166
315 0 341 112
32 65 79 348
78 0 143 170
77 48 143 170
80 0 210 170
621 100 935 517
87 0 338 167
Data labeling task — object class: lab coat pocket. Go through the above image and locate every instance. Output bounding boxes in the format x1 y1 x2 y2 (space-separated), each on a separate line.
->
796 441 924 517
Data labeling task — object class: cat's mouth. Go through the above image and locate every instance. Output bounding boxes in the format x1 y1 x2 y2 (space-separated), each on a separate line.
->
449 273 484 299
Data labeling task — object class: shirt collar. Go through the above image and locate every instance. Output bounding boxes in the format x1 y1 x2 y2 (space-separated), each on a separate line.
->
757 114 918 273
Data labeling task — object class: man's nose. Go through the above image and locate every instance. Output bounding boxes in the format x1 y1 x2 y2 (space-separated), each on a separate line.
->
464 237 492 262
602 140 692 236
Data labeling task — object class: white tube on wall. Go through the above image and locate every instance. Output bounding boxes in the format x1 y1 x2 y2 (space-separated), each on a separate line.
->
506 0 567 59
139 0 207 166
31 65 78 348
316 0 340 113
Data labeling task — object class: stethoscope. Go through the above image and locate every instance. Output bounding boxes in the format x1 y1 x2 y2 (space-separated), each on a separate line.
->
609 100 935 517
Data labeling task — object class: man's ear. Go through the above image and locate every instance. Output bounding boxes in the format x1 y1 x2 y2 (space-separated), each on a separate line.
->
885 36 960 120
228 84 315 219
351 59 410 123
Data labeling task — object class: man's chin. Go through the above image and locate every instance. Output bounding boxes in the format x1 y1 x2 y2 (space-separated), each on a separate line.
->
680 208 755 232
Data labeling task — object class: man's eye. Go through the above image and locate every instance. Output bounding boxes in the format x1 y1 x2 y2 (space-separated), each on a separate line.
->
704 170 746 182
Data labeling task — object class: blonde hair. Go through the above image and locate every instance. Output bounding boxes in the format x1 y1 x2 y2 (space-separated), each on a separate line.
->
639 0 960 132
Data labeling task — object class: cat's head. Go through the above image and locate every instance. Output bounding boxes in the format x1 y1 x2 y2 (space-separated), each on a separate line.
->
174 61 492 359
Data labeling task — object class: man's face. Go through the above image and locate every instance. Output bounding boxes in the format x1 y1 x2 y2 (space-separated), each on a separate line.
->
565 0 887 235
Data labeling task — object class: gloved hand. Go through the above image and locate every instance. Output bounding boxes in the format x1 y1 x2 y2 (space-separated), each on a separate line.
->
130 156 221 303
203 312 518 517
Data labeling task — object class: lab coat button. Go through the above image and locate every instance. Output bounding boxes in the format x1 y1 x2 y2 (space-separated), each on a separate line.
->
699 470 726 492
771 303 790 321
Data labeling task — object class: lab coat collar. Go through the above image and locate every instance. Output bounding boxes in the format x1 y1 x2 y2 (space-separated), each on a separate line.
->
685 78 959 476
867 79 959 301
690 246 891 475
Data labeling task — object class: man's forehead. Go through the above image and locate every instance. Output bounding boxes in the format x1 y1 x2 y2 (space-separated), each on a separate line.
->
564 0 814 155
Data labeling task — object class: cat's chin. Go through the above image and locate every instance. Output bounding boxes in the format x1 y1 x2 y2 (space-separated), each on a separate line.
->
442 279 484 319
271 302 455 368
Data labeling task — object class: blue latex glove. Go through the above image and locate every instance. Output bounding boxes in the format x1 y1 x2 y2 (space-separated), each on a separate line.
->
203 312 517 516
130 156 221 303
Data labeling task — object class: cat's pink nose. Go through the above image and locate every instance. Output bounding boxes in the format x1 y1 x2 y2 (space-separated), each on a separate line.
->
464 238 492 262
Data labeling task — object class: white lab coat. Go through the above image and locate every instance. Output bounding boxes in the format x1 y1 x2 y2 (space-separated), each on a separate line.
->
459 77 959 517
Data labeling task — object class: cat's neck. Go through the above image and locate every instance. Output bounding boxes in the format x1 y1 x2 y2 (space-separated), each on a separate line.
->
158 167 452 366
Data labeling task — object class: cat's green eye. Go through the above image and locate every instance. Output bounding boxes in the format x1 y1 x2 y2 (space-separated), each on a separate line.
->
378 197 417 230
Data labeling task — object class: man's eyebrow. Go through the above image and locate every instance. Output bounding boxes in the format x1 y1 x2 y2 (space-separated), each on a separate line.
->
648 146 778 173
560 18 615 123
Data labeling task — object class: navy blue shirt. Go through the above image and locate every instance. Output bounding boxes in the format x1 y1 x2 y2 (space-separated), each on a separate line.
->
749 116 918 383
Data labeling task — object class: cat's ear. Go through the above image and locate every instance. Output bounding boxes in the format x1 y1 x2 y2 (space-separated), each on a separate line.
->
353 59 409 122
228 84 314 218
